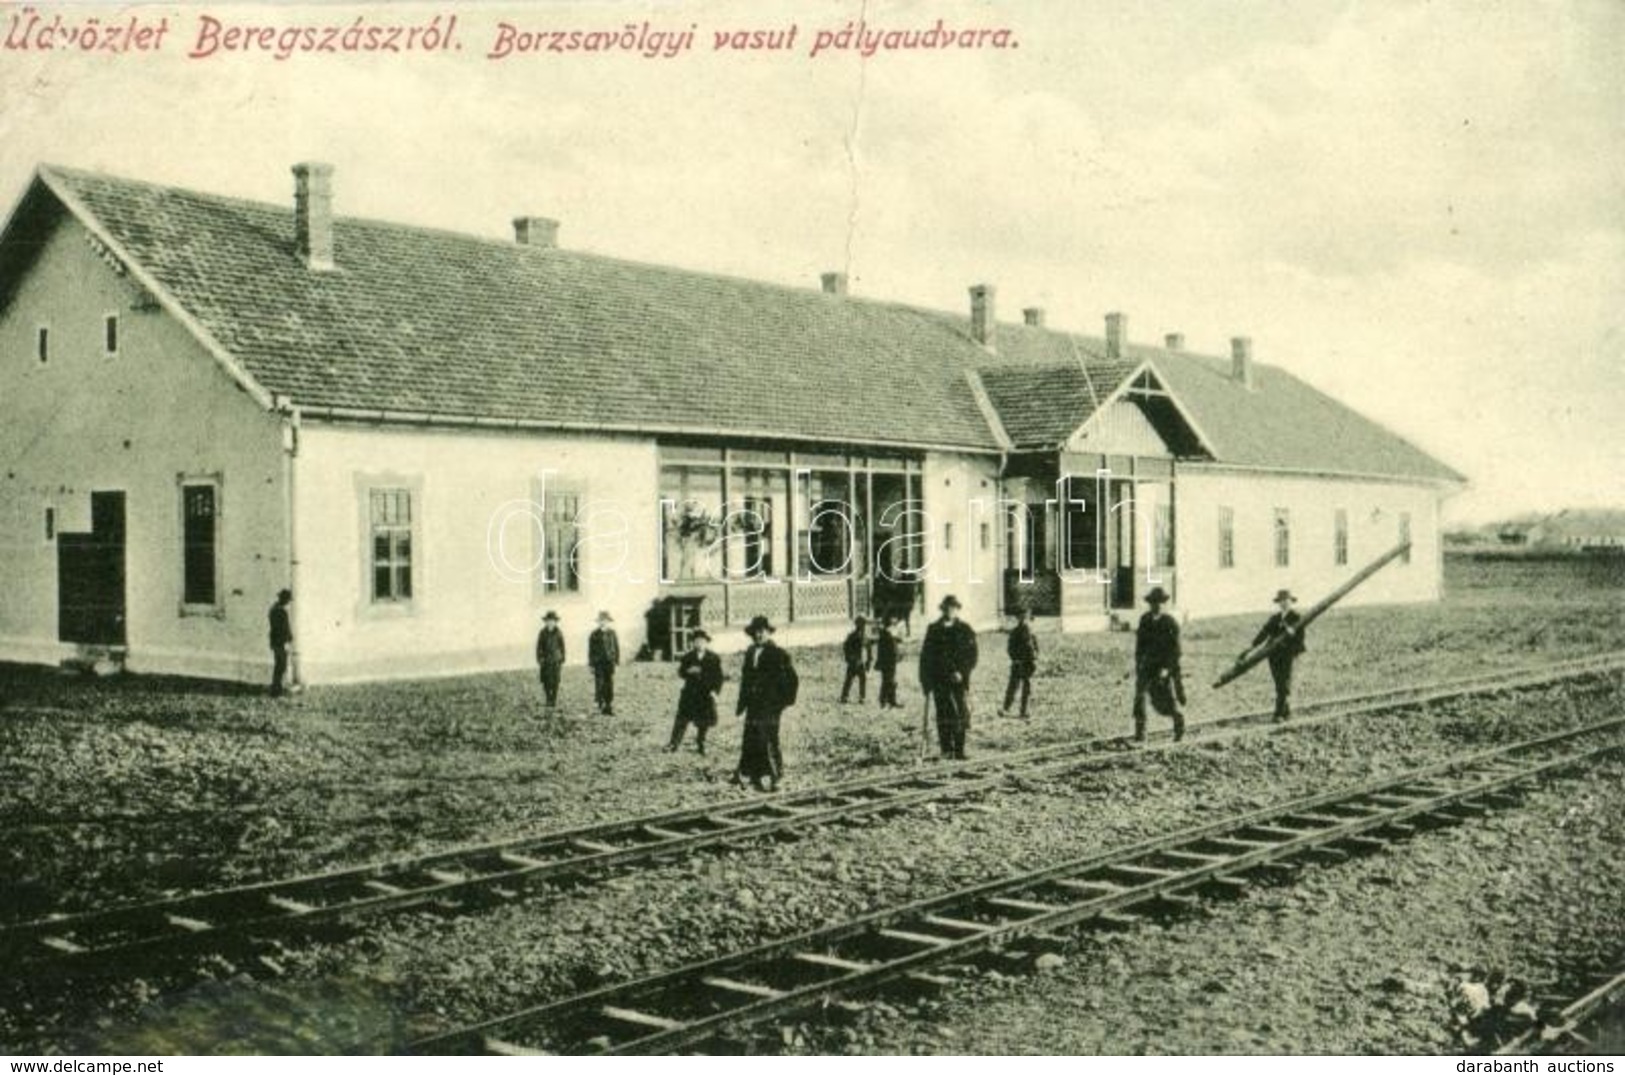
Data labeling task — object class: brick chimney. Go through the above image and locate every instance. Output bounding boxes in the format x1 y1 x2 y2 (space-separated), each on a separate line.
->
1022 307 1046 327
1164 332 1184 351
821 271 848 296
1105 311 1127 359
513 216 560 248
1231 336 1255 389
292 162 335 271
969 283 996 349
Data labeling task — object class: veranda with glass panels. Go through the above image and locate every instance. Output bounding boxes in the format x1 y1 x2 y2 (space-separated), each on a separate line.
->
657 441 928 630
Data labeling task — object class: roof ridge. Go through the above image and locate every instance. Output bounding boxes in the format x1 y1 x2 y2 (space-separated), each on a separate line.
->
37 163 1241 365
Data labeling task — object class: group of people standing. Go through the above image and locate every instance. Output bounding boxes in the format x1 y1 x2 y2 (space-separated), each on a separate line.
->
534 610 622 716
523 584 1306 786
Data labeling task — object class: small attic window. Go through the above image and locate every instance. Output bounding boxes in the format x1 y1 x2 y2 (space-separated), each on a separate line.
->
104 314 120 358
36 326 49 364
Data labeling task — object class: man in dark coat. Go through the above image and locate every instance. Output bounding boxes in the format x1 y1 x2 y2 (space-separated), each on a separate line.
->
875 616 902 709
1000 606 1039 718
1248 588 1307 721
588 611 621 716
535 610 566 709
839 616 872 704
668 629 724 753
733 615 798 791
920 594 978 760
1133 586 1185 743
267 589 293 697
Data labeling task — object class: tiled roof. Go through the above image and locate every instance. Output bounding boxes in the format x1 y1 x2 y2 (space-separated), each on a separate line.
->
16 165 1462 483
36 167 1002 452
1147 350 1465 482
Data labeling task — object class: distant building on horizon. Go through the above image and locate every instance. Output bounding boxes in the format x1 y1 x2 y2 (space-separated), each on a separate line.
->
0 163 1464 683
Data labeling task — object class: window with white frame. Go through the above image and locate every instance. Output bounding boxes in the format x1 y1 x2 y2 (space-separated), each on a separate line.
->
1273 508 1291 568
104 314 120 358
541 490 582 594
1334 508 1349 566
369 488 414 602
1218 506 1235 569
180 478 221 609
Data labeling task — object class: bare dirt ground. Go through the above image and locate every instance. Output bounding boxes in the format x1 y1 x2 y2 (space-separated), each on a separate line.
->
2 554 1622 1053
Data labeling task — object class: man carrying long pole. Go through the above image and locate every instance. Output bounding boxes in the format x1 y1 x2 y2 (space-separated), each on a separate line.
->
1212 540 1412 690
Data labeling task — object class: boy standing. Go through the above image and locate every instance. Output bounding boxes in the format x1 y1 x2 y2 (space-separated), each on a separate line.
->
1001 607 1038 718
839 615 872 704
535 610 566 709
588 611 621 716
669 629 724 753
875 616 902 709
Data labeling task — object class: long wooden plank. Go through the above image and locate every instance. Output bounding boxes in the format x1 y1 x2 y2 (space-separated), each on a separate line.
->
987 896 1061 914
600 1006 685 1032
701 977 785 1000
920 914 995 933
878 928 953 948
793 952 874 973
266 895 317 915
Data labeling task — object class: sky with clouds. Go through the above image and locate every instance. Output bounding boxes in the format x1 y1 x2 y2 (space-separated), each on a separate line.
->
1 0 1619 522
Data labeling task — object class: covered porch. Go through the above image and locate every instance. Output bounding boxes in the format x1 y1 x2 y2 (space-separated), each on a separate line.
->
1000 451 1177 624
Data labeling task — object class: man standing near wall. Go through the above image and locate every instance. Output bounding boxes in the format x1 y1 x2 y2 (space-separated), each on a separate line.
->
535 610 566 710
267 589 293 698
588 611 621 716
920 595 978 760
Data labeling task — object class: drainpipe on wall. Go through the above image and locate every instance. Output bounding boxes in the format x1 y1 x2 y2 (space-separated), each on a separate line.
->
274 394 303 688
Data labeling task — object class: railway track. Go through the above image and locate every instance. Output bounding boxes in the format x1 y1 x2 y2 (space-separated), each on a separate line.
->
4 652 1622 976
1494 968 1625 1056
409 715 1625 1055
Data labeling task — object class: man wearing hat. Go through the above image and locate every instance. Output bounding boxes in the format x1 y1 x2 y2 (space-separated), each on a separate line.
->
587 611 621 716
668 629 724 753
839 615 873 704
733 615 799 791
920 595 978 759
875 616 903 710
1000 606 1039 719
1133 587 1185 743
535 610 566 709
1247 589 1307 721
267 589 294 697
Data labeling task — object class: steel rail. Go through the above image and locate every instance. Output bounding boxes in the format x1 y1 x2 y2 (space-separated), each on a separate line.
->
1494 968 1625 1056
5 652 1622 972
407 715 1625 1055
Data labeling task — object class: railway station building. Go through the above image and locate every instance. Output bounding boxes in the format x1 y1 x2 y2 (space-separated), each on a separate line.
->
0 164 1464 683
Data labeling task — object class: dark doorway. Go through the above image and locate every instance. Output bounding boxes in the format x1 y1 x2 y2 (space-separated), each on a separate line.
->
57 491 127 646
